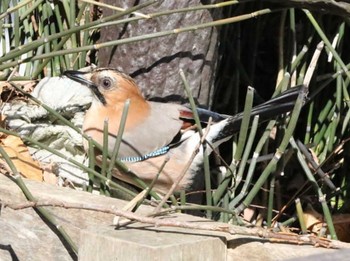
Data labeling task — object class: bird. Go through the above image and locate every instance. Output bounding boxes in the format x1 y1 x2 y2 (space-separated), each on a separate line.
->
63 68 305 194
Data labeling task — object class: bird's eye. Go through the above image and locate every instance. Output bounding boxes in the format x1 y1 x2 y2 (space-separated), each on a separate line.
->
101 78 112 89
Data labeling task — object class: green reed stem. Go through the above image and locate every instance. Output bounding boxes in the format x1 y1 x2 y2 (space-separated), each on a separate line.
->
304 10 350 81
100 119 109 195
266 174 276 228
295 198 307 233
107 99 130 176
0 145 78 257
0 127 137 198
3 8 282 70
0 0 157 65
180 69 212 218
87 137 96 192
229 119 277 208
0 0 33 20
235 86 306 215
291 137 337 239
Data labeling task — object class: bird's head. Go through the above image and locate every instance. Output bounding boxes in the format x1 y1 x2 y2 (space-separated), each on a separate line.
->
63 68 144 106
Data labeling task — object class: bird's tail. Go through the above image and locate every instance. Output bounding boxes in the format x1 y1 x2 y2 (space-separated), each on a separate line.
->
207 85 308 145
185 85 307 184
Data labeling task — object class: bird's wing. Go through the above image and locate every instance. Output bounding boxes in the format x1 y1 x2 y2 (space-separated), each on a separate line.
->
180 106 228 123
118 102 188 159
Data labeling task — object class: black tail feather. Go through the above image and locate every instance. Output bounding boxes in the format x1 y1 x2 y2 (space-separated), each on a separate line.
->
212 85 307 143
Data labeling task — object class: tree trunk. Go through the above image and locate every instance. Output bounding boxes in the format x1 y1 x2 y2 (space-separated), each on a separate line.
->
99 0 221 107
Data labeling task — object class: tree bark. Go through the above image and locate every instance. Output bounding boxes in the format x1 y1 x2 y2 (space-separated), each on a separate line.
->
99 0 221 107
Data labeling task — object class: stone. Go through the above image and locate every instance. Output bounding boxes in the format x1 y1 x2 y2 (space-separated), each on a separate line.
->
0 175 348 260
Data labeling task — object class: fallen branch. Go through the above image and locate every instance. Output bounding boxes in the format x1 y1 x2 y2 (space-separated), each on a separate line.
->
3 199 350 249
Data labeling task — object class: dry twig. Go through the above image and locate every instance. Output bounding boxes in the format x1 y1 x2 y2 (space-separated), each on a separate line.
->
3 199 349 249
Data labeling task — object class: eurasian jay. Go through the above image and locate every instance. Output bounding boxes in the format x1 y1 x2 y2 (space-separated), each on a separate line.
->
63 68 304 194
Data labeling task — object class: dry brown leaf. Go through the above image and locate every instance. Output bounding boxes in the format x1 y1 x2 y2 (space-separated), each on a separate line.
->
0 81 9 89
242 207 256 223
303 206 323 233
0 80 36 90
0 135 42 181
42 161 59 185
19 80 37 93
0 114 5 129
332 214 350 242
0 80 37 103
43 171 58 185
304 205 350 242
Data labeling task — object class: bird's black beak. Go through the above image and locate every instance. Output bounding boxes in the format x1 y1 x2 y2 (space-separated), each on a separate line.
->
63 70 107 105
63 70 94 87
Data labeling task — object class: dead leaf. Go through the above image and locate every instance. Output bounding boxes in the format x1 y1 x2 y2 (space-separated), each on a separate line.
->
332 214 350 242
42 161 59 185
303 206 323 233
0 80 37 103
0 135 42 181
0 114 5 129
304 204 350 242
17 80 37 93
